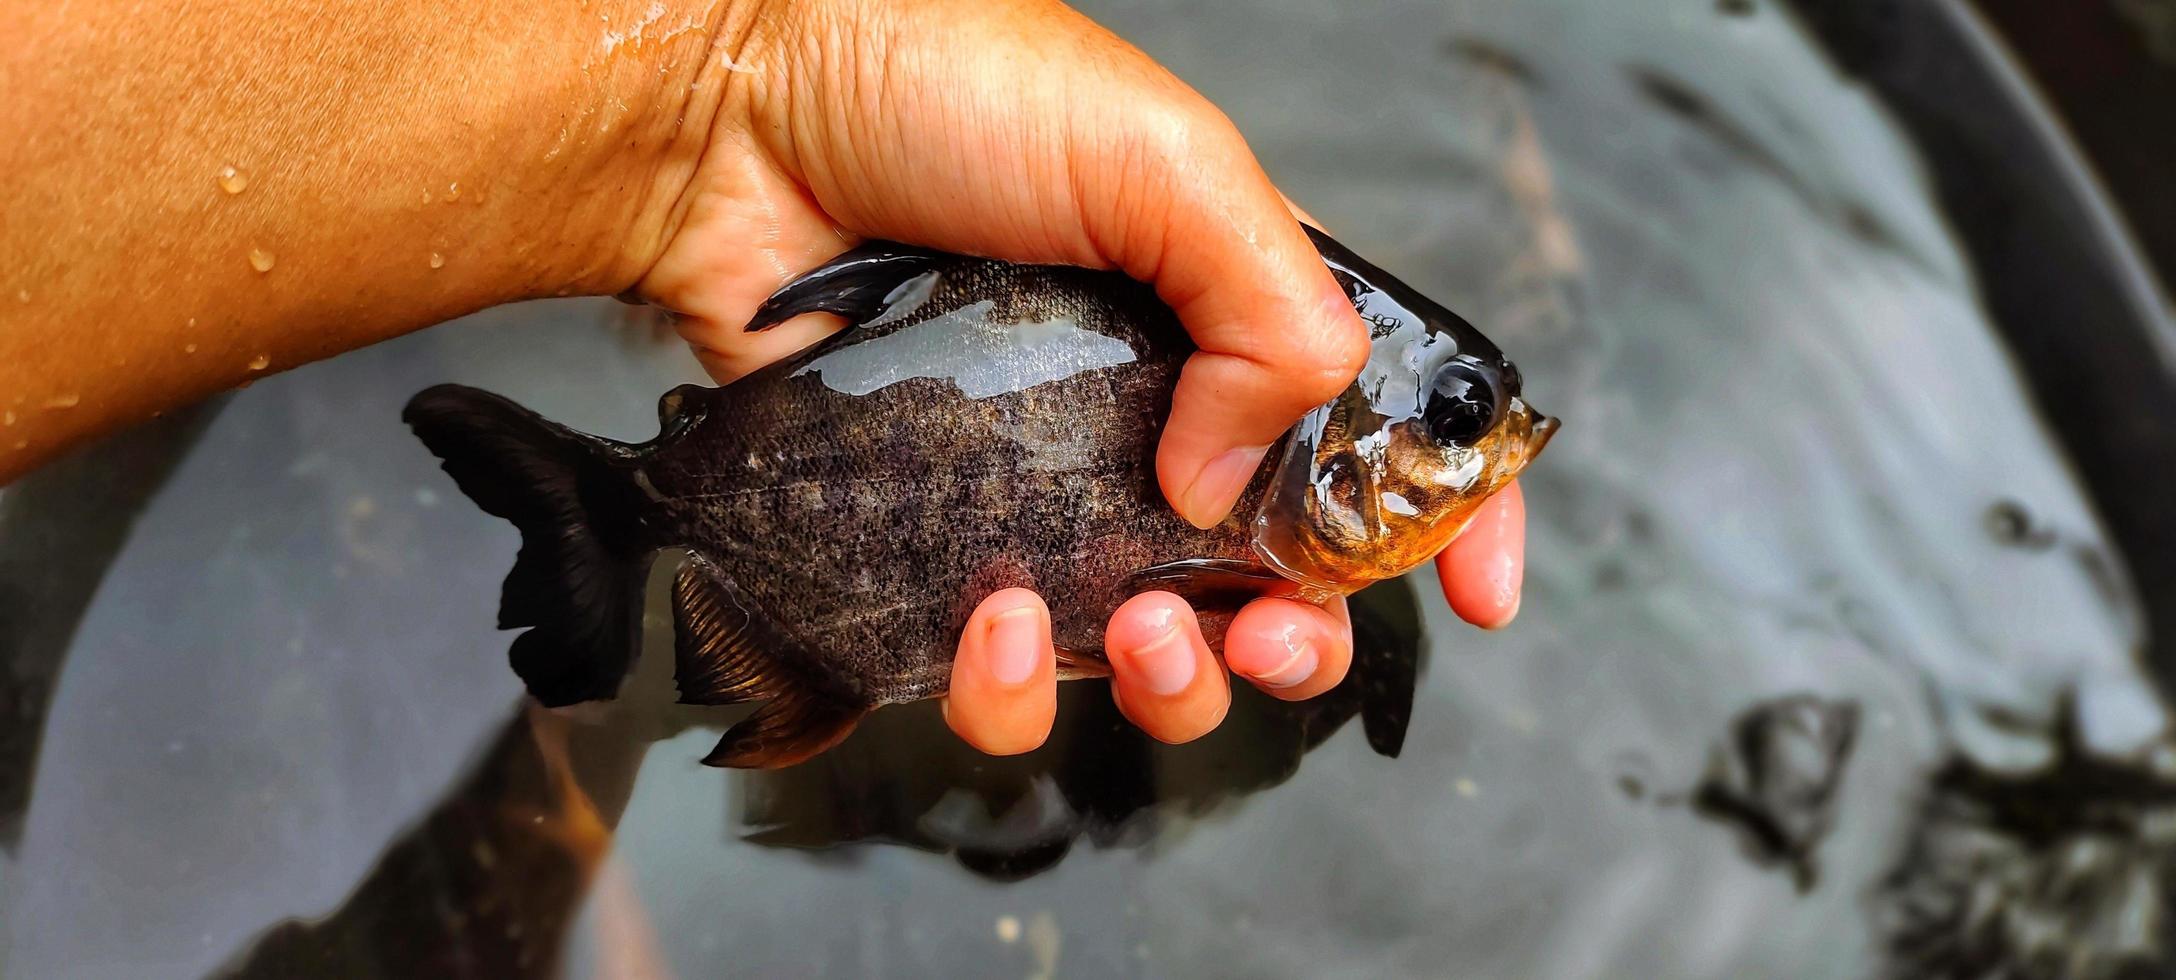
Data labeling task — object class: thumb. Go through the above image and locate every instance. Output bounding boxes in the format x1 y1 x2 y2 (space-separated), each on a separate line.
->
1068 95 1369 528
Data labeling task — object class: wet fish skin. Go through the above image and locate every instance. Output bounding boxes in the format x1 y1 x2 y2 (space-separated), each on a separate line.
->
654 258 1248 692
405 230 1549 768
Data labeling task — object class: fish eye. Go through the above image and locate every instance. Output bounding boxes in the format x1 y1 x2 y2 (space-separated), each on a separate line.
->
1422 360 1505 446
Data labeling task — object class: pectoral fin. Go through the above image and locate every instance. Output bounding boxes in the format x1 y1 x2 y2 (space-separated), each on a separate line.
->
672 553 865 768
1123 558 1297 614
1052 647 1112 681
1346 577 1426 759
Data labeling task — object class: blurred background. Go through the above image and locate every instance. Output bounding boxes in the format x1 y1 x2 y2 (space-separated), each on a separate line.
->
4 0 2175 976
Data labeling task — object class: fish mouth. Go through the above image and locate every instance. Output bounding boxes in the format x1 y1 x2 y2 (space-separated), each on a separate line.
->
1528 414 1561 457
1253 405 1562 596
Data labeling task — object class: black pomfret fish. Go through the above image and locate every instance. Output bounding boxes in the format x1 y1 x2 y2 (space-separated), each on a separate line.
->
405 228 1556 768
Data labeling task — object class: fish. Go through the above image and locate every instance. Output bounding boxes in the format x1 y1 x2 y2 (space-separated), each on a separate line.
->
404 227 1556 768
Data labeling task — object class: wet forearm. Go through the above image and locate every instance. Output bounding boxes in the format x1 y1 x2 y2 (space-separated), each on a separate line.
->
0 0 763 481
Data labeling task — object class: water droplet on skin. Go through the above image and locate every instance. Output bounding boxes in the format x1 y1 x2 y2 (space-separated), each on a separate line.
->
11 439 26 451
217 165 249 195
443 182 460 202
249 248 275 273
3 411 14 425
14 289 27 303
187 317 197 327
184 343 198 354
44 393 79 409
429 252 445 269
248 354 270 371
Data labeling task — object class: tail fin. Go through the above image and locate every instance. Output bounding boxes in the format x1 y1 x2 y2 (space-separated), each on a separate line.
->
403 384 650 706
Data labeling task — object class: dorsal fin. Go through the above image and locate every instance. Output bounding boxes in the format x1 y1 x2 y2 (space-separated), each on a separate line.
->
671 553 865 768
745 240 950 332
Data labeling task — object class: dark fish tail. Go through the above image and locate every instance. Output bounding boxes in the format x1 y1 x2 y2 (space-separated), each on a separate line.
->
403 384 651 706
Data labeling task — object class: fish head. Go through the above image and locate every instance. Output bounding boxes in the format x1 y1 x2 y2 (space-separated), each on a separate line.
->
1252 230 1558 593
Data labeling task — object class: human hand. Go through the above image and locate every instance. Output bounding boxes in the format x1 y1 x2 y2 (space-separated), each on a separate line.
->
622 0 1530 752
945 485 1525 753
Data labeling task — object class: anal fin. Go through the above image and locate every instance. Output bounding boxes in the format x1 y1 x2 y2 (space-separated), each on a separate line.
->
673 553 866 769
700 696 863 769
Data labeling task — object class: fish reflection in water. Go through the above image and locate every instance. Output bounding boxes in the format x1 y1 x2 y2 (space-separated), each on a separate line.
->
1687 694 1861 892
215 577 1424 974
0 403 223 849
734 576 1424 879
219 705 627 978
1879 693 2176 980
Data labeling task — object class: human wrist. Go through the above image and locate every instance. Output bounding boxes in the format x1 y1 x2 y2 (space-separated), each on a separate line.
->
557 0 795 300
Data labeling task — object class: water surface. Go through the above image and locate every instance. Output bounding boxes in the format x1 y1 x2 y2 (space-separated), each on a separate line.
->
1 0 2169 977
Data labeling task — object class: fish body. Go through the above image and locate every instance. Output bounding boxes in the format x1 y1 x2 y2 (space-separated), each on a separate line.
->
406 229 1553 768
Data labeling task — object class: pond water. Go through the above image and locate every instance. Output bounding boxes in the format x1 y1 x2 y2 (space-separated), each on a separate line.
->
3 0 2172 977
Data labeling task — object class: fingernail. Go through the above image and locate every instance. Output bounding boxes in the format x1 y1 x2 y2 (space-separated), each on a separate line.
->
1117 608 1196 695
1180 445 1271 529
1247 623 1319 689
984 607 1043 686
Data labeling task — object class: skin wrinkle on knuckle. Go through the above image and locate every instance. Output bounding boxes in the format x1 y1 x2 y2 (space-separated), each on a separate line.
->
1198 350 1343 426
608 0 780 293
1131 155 1351 404
1022 111 1089 261
1303 326 1372 399
1063 128 1149 276
853 12 906 179
1098 95 1216 283
1158 135 1258 270
635 16 830 316
1239 292 1370 407
769 7 857 204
